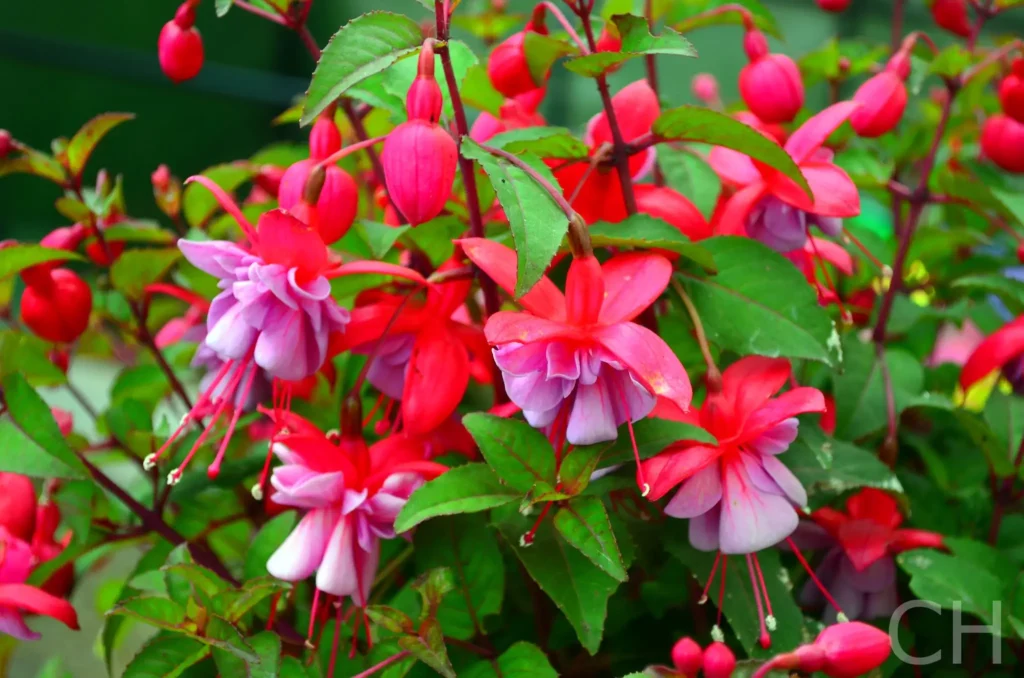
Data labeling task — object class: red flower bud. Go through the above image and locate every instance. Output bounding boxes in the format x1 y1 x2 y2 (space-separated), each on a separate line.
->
702 642 737 678
850 71 907 138
671 637 703 675
408 43 444 123
20 268 93 343
151 164 171 192
21 224 87 288
815 622 892 678
999 59 1024 123
816 0 851 11
49 348 70 375
595 24 623 74
309 114 342 161
691 73 720 105
740 49 805 124
0 473 37 541
279 160 359 245
635 185 711 242
158 2 204 83
932 0 972 38
381 120 457 225
487 6 548 98
981 114 1024 174
0 129 12 158
51 407 74 437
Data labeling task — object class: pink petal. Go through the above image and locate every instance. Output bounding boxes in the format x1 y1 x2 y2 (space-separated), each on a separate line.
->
592 321 693 414
713 183 768 237
721 356 791 422
784 101 860 165
566 379 618 445
484 311 578 346
961 317 1024 390
599 253 673 324
266 508 338 581
748 417 799 455
640 443 722 501
761 454 807 506
402 324 471 435
0 608 38 640
457 238 566 320
773 163 860 217
664 463 723 519
741 387 826 442
315 514 358 597
807 237 854 275
178 239 250 279
708 146 761 187
689 504 721 551
330 260 428 286
0 584 79 631
270 467 346 508
718 457 799 554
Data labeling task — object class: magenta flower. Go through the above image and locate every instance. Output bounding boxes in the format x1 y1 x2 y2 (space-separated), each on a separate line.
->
0 528 79 640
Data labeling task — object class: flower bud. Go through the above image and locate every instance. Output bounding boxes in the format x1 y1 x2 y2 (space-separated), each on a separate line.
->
739 40 804 124
691 73 720 105
981 114 1024 174
408 43 444 123
279 160 359 245
815 622 891 678
151 164 171 192
469 96 545 143
158 2 204 83
20 269 93 343
487 6 548 98
0 472 38 541
932 0 972 38
999 59 1024 124
816 0 851 11
309 113 342 161
850 71 907 138
596 24 622 54
0 129 12 158
635 185 711 242
702 642 737 678
671 637 703 675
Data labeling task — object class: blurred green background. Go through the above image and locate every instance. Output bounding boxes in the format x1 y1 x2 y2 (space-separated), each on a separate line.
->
0 1 1018 676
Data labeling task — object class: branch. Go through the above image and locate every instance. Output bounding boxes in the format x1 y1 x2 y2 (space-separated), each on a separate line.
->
671 277 721 391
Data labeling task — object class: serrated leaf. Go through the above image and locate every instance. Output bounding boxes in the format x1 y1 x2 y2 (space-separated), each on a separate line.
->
398 617 456 678
0 244 83 280
355 221 410 259
586 215 716 271
366 605 414 634
65 112 134 177
565 14 696 77
653 107 810 198
303 12 424 125
460 138 568 297
110 248 183 299
557 445 603 496
463 413 556 492
553 497 628 582
122 635 210 678
395 463 520 533
108 595 190 632
487 126 589 160
677 237 839 365
1 373 88 476
994 187 1024 228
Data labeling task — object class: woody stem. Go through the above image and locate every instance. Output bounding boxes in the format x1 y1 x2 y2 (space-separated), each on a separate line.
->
670 277 721 390
961 40 1022 85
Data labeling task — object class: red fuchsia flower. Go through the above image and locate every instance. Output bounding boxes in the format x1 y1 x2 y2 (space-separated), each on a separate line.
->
469 90 547 144
739 27 804 125
555 80 661 224
931 0 972 38
786 236 854 307
849 53 909 138
0 527 79 640
460 236 692 491
487 5 548 98
929 320 983 367
791 488 944 622
19 268 92 344
691 73 721 108
1000 59 1024 123
382 42 458 226
333 261 491 437
702 642 738 678
0 473 37 543
753 620 891 678
709 102 861 251
158 1 204 83
635 185 712 242
815 0 852 12
264 410 447 614
278 110 360 245
961 316 1024 394
981 114 1024 174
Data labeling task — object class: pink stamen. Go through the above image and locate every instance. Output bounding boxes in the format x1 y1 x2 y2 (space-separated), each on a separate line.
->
699 552 723 604
362 392 388 427
751 554 774 620
614 381 649 496
265 591 281 630
745 554 771 649
147 360 235 468
521 502 555 546
786 536 846 616
207 361 258 479
307 587 322 649
327 602 344 678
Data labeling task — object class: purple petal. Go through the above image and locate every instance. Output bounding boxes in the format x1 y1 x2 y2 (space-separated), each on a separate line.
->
863 582 899 619
761 455 808 506
178 239 250 279
689 504 721 552
841 554 896 594
493 342 547 375
546 342 581 380
664 464 723 519
205 299 258 360
267 507 337 582
566 379 618 445
0 609 39 640
718 459 799 554
288 268 332 302
257 264 299 310
748 418 799 455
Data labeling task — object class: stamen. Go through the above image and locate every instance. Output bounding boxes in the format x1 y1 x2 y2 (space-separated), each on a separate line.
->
306 587 322 649
745 554 771 649
362 391 388 428
786 537 845 618
699 552 722 604
711 624 725 643
612 376 649 495
265 591 281 630
751 554 775 622
251 483 264 501
327 601 344 678
521 502 554 546
808 236 851 324
207 361 258 479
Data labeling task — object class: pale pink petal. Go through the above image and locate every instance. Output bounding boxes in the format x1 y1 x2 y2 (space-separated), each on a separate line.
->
592 321 692 414
664 464 723 519
761 454 807 506
784 101 860 165
772 163 860 217
566 379 618 445
266 508 338 582
718 457 799 554
689 504 721 552
708 146 761 187
315 515 358 597
270 467 346 508
748 417 799 455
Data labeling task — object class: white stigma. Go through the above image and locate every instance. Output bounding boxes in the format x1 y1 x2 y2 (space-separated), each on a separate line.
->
143 454 157 471
836 612 849 623
711 625 725 643
641 483 651 497
766 615 777 631
251 484 264 501
167 470 181 486
519 535 532 548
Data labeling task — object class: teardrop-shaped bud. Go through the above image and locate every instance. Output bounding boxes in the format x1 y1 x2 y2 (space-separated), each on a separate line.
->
158 2 204 83
850 71 907 138
981 114 1024 174
381 120 458 225
740 53 805 124
21 224 87 288
0 472 38 541
20 268 93 343
702 642 737 678
691 73 720 105
815 621 892 678
0 129 12 158
487 6 548 98
999 59 1024 123
309 113 342 161
932 0 972 38
671 637 704 675
408 42 444 122
279 159 359 244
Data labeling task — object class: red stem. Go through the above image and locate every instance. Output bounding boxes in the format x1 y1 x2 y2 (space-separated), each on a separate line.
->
479 143 578 219
351 651 411 678
539 2 590 53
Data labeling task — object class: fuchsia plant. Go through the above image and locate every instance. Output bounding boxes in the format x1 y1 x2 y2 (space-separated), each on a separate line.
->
4 0 1024 676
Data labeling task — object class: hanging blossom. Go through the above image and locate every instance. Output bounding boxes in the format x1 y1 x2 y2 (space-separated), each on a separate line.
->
0 527 79 640
335 260 492 436
960 315 1024 395
709 102 861 252
640 356 826 647
460 237 692 492
789 488 944 622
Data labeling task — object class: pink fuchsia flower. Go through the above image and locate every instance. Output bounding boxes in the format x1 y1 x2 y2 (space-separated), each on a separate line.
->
739 28 804 125
0 527 79 640
753 620 891 678
487 5 549 98
334 261 491 436
709 102 861 251
850 67 908 138
929 320 983 367
460 237 691 490
554 80 661 224
792 488 944 622
0 474 36 543
981 114 1024 174
961 316 1024 394
158 2 204 83
264 412 447 607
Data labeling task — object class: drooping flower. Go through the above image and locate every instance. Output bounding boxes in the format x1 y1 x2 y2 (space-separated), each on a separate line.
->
752 621 891 678
702 642 738 678
0 527 79 640
981 114 1024 174
691 73 721 107
487 5 549 98
999 58 1024 123
554 80 661 224
460 236 692 489
850 59 909 138
670 636 704 675
709 102 861 250
931 0 972 38
0 473 37 542
739 28 804 124
19 268 92 344
335 261 492 436
960 316 1024 394
791 488 944 622
158 1 204 83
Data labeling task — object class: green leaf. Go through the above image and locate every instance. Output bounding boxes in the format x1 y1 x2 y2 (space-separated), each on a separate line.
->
463 413 555 492
487 126 589 160
553 497 628 582
653 107 810 198
0 244 83 280
658 145 722 218
979 392 1024 478
831 338 923 440
122 635 210 678
0 146 66 183
0 420 83 479
182 164 254 228
677 237 840 365
564 14 696 76
244 512 298 580
394 463 521 533
303 12 424 125
898 550 1006 631
461 138 568 296
587 215 716 272
460 64 504 116
111 364 171 411
668 0 781 38
495 505 621 654
0 331 66 386
365 605 414 634
461 642 558 678
994 187 1024 228
666 536 804 656
110 248 183 299
522 32 577 84
1 373 88 476
108 596 190 632
414 516 505 640
212 577 289 622
65 112 134 178
953 275 1024 314
355 221 410 259
103 221 177 245
215 0 233 16
397 618 456 678
929 45 973 78
557 445 603 496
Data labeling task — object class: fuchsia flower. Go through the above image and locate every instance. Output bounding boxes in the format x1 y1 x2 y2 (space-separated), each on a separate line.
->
264 412 447 607
792 488 944 622
710 102 861 251
850 63 908 138
961 316 1024 392
999 59 1024 123
158 1 204 83
739 28 804 125
487 5 549 98
0 527 79 640
460 237 691 488
753 620 891 678
929 320 983 367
